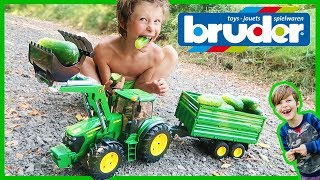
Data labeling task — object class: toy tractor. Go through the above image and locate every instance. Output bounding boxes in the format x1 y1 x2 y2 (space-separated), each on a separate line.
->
28 30 171 179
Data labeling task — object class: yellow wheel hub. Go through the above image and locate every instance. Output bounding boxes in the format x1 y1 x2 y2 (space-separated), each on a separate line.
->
150 133 168 156
233 147 243 158
217 146 227 156
100 152 119 173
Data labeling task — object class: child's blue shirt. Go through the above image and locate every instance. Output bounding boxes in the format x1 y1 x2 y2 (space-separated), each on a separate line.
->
279 113 320 177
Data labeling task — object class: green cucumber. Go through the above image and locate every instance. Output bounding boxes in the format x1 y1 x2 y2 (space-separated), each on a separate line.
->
240 96 260 110
110 73 122 86
221 93 244 111
197 94 223 107
244 107 263 115
219 102 235 111
135 37 150 49
38 38 80 66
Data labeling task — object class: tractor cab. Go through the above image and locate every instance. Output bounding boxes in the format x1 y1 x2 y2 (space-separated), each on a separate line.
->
112 89 156 132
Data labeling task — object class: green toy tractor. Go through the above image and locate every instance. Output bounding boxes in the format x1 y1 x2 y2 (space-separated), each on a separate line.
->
28 30 171 179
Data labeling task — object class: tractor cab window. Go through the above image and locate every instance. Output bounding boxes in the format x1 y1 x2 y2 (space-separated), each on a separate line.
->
113 97 132 118
113 96 153 120
133 101 153 120
113 96 153 130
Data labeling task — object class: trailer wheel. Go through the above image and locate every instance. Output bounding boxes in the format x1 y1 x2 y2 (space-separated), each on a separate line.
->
229 143 245 158
138 123 171 162
88 142 124 179
211 141 229 159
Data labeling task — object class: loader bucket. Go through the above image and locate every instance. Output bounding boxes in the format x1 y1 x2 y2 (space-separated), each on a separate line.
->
28 30 94 85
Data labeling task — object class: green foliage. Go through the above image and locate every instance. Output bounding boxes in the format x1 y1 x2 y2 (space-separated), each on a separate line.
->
5 4 117 34
5 4 315 96
232 8 316 95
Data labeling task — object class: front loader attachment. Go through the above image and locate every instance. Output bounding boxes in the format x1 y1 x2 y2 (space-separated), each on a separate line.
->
58 30 93 58
28 30 93 86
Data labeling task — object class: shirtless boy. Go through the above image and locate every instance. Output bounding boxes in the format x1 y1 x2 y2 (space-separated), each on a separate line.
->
80 0 178 96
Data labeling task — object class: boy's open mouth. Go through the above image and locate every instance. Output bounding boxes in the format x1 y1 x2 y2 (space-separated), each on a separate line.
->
282 109 291 115
139 36 152 41
135 36 152 49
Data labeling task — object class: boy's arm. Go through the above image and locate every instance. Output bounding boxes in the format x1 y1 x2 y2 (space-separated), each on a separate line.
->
279 126 296 161
134 45 178 95
93 44 112 87
304 113 320 153
279 126 290 151
134 67 168 95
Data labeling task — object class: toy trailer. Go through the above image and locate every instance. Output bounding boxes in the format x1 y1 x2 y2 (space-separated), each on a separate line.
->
173 91 266 159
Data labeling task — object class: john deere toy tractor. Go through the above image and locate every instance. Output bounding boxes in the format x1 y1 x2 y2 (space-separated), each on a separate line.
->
28 30 171 179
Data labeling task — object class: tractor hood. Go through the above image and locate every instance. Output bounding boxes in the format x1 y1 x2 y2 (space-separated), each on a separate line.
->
65 117 101 137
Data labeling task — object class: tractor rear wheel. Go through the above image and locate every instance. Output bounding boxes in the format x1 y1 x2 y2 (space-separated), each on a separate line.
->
87 141 124 179
229 143 245 158
138 123 171 162
211 141 229 159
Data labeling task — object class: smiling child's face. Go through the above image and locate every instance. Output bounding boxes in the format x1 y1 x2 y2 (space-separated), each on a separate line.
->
275 94 300 121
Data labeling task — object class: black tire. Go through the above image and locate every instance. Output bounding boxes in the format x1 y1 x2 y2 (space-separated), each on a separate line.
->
72 155 88 172
87 141 125 179
210 141 229 159
229 143 245 158
138 123 171 162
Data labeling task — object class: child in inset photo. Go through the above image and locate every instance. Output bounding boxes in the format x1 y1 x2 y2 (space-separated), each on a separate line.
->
269 82 320 180
80 0 178 96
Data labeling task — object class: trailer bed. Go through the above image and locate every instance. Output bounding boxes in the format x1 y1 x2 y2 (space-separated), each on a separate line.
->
174 91 266 144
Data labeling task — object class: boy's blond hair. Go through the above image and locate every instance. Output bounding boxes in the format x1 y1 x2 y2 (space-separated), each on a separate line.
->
271 85 299 106
116 0 169 38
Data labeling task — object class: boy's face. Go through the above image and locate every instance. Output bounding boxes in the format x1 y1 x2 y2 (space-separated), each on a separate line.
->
126 1 164 49
275 95 300 121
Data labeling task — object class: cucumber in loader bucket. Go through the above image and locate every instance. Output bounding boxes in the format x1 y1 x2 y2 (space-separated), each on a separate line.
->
28 30 172 179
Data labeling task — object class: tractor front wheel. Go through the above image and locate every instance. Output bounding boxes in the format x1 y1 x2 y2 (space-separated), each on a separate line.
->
138 123 171 162
87 141 124 179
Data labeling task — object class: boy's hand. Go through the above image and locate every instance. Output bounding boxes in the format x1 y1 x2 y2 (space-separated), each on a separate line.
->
104 80 113 91
103 77 125 91
285 150 296 162
151 78 169 96
113 77 125 89
293 144 307 156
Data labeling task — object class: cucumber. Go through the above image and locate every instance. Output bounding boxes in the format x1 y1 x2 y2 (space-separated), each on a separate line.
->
135 36 150 49
244 107 263 115
197 94 223 107
240 96 260 110
253 108 263 115
38 38 80 66
219 103 235 111
110 73 122 86
221 93 244 111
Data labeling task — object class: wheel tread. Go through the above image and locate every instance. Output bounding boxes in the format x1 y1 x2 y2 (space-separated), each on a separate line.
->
88 141 125 179
138 123 171 162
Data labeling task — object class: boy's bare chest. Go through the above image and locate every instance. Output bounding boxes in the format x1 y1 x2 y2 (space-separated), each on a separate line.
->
108 54 152 78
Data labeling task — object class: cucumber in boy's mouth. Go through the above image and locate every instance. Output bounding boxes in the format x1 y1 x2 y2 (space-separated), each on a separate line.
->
135 36 151 49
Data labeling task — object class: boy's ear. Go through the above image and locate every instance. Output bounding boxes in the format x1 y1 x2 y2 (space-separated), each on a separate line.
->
119 19 126 30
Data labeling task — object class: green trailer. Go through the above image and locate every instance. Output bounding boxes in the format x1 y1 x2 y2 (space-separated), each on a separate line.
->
173 91 266 159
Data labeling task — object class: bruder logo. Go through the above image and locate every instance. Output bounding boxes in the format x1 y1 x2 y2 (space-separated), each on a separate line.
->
178 12 310 52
